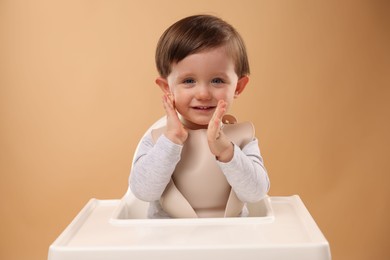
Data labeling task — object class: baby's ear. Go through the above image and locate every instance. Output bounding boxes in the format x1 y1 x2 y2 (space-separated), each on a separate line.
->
234 76 249 98
155 77 170 94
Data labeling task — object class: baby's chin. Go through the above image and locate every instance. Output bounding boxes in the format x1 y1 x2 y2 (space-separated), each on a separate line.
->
180 118 210 130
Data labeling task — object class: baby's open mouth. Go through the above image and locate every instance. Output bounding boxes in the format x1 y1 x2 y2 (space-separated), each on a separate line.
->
192 106 216 110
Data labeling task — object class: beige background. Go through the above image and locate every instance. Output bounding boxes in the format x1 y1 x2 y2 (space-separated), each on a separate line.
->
1 0 389 259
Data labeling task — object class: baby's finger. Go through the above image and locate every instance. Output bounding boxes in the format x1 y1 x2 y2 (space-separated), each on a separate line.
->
216 100 227 121
162 94 176 116
208 101 225 140
207 118 219 138
212 100 226 127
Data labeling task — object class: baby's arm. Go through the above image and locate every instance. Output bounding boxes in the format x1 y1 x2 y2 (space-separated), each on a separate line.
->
217 139 270 203
129 133 182 202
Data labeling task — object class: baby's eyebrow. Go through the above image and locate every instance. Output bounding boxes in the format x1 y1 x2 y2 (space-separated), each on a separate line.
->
175 73 195 81
214 73 228 77
211 70 229 76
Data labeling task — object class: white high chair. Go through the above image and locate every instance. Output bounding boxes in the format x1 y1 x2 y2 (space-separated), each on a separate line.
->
48 117 331 260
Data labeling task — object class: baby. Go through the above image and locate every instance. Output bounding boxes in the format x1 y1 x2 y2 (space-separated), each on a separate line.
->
130 14 270 218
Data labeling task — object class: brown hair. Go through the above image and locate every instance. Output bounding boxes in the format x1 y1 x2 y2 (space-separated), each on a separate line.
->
155 15 250 78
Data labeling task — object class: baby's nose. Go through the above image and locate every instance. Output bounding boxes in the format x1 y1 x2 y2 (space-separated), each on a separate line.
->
195 85 211 100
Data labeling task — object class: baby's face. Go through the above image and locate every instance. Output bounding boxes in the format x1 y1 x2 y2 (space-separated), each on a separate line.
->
166 46 245 128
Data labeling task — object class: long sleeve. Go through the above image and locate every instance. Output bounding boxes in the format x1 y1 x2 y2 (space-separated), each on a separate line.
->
217 138 270 203
129 133 183 202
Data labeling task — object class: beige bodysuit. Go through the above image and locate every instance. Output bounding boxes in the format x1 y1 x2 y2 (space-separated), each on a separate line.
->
151 116 255 218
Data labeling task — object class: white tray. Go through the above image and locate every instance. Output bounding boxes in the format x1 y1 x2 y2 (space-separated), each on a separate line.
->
48 194 331 260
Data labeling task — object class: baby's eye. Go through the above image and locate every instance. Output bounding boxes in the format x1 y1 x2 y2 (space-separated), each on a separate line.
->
211 78 224 84
183 78 195 84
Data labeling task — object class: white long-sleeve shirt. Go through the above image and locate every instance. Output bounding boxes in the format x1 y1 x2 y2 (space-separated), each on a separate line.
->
129 133 270 218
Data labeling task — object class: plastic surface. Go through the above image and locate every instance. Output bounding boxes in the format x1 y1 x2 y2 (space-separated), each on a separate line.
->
48 116 331 259
48 194 331 260
110 189 275 225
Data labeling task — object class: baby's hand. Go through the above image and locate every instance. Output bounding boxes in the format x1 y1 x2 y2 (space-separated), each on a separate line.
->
162 93 188 145
207 100 234 162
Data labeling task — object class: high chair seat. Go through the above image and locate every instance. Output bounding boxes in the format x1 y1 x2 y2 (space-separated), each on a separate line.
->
48 116 331 260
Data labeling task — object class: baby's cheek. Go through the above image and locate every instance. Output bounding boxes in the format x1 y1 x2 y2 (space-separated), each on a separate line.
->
218 92 234 103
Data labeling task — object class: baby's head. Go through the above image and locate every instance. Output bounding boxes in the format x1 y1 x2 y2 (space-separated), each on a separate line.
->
155 14 250 79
